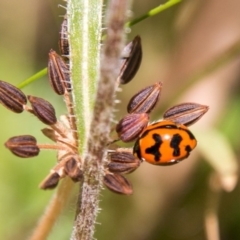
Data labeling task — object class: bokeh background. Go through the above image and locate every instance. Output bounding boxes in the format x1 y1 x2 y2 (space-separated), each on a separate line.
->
0 0 240 239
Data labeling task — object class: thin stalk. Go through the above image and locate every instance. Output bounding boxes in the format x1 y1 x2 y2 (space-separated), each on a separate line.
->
17 68 47 89
127 0 182 27
37 144 67 151
67 0 102 239
29 178 74 240
63 91 79 143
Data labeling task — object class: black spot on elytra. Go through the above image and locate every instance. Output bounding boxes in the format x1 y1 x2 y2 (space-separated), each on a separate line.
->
145 133 162 161
185 145 192 155
170 134 183 157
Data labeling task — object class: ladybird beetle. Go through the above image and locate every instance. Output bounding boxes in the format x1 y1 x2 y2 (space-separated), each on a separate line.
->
133 120 197 165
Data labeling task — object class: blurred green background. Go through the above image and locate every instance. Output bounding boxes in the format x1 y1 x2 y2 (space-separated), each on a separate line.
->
0 0 240 239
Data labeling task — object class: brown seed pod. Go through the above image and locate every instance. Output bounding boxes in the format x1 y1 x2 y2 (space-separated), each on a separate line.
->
163 102 209 126
48 49 71 95
109 150 138 163
116 113 149 142
59 15 69 56
118 35 142 84
104 173 133 195
108 150 141 174
5 135 40 158
127 82 162 114
28 95 57 125
108 161 140 174
64 158 83 182
0 80 27 113
41 128 57 142
40 172 60 189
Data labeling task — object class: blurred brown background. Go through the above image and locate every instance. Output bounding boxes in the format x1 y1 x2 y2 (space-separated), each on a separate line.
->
0 0 240 239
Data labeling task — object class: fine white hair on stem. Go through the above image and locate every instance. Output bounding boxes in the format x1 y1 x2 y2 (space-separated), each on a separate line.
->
71 0 131 240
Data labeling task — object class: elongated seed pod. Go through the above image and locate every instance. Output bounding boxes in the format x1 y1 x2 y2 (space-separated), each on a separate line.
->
127 82 162 114
0 80 27 113
40 172 60 189
48 50 71 94
28 95 57 125
109 151 137 163
41 128 57 142
163 102 209 126
118 36 142 84
116 113 149 142
104 173 133 195
5 135 39 158
108 151 141 174
108 161 140 174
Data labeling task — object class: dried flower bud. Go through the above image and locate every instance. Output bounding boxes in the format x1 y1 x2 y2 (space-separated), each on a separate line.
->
28 95 57 125
127 82 162 114
104 173 133 195
0 80 27 113
59 15 69 56
64 158 83 182
48 50 71 95
163 102 209 126
40 172 60 189
116 113 149 142
5 135 39 158
118 36 142 84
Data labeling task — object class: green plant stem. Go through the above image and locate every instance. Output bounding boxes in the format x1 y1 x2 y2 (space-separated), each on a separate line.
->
17 68 47 89
68 0 102 154
68 0 102 239
70 0 130 239
127 0 182 27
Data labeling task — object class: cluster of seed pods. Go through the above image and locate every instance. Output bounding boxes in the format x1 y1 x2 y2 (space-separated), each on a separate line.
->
0 15 208 194
101 34 209 194
104 82 209 194
0 16 83 189
0 15 143 192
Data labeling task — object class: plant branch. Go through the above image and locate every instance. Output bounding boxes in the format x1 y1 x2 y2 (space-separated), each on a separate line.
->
29 178 74 240
127 0 181 27
17 68 47 89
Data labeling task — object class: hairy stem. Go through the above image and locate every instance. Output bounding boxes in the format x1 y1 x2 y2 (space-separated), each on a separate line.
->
68 0 102 154
70 0 130 239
